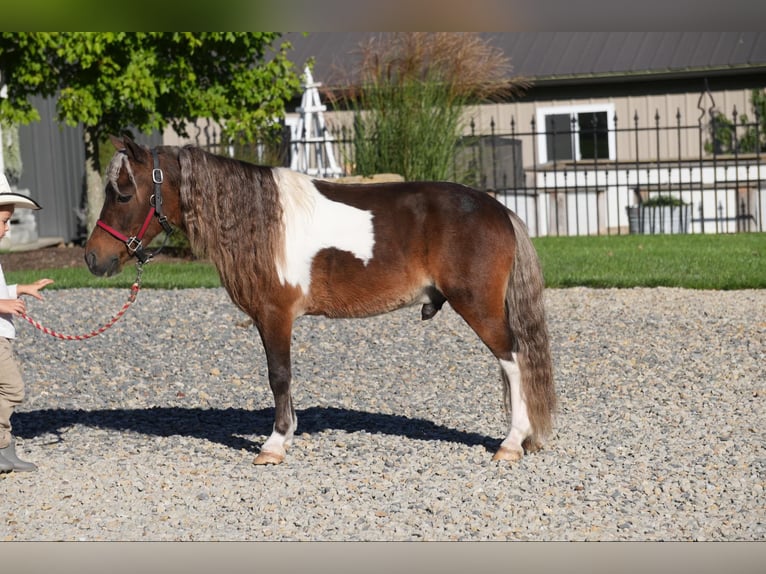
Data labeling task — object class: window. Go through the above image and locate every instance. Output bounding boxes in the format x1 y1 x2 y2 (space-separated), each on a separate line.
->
536 104 616 164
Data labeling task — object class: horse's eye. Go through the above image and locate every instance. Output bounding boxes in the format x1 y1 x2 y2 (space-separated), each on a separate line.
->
116 194 133 204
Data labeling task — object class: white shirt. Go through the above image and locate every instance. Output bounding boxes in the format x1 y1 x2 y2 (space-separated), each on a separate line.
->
0 262 18 339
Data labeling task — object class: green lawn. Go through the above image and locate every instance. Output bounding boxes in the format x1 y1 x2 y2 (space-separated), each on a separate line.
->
534 232 766 290
4 233 765 290
4 260 221 290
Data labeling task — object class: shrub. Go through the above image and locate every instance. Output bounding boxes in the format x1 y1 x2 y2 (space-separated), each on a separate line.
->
642 195 688 207
330 33 526 181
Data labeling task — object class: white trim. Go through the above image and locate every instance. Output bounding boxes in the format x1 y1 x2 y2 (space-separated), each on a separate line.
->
535 103 616 164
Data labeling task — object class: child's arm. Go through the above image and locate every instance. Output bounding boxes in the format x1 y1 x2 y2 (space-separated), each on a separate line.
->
15 278 54 301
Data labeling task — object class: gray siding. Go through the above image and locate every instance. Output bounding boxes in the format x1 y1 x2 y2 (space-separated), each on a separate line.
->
18 95 85 243
18 95 162 243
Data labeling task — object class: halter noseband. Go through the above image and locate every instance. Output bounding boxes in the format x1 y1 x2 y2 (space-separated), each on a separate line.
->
96 148 174 264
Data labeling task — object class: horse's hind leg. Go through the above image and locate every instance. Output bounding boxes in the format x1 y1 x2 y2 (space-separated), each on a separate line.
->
494 355 534 461
445 292 533 463
253 317 297 465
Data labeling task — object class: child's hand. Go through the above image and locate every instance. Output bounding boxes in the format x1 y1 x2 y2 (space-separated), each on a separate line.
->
0 298 27 316
18 278 54 301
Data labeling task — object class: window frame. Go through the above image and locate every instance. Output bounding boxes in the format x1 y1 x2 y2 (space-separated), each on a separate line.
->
535 103 617 164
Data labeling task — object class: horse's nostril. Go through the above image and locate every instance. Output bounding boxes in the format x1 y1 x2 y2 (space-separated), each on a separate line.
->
85 251 96 271
106 256 120 276
84 251 120 277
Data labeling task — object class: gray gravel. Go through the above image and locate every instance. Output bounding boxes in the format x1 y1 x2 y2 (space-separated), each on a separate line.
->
2 286 764 541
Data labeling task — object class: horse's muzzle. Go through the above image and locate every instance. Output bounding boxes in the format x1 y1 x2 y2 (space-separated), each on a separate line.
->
85 250 122 277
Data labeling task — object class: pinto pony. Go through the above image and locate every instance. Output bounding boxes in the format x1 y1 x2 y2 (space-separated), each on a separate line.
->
85 136 556 465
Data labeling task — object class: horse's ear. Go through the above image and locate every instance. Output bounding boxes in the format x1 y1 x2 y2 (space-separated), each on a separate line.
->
120 136 148 163
108 134 145 162
109 134 125 151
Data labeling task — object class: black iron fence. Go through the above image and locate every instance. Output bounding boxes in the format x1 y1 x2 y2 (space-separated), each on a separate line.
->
315 106 766 237
199 104 766 237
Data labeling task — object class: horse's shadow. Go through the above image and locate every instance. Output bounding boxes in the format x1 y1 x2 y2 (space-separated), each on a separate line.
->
14 406 498 455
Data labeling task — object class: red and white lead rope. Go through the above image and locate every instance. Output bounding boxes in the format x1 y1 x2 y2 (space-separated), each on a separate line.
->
18 266 143 341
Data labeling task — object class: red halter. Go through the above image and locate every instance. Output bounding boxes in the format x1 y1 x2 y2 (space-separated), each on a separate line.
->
96 206 157 261
96 148 173 264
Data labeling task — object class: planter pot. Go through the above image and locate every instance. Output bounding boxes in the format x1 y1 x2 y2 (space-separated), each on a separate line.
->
627 205 691 235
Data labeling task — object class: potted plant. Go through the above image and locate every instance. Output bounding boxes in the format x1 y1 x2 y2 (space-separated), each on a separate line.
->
627 194 691 234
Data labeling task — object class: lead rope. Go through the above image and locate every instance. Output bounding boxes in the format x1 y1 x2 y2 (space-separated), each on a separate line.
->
19 263 144 341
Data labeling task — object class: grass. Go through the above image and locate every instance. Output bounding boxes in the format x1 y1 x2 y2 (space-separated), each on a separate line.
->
3 233 764 291
4 261 221 290
534 232 766 290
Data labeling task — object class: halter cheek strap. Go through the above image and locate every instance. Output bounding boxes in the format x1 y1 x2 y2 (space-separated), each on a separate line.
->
96 148 175 264
151 149 174 236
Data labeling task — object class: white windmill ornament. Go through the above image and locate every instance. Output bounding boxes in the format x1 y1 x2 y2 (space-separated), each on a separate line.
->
290 67 343 178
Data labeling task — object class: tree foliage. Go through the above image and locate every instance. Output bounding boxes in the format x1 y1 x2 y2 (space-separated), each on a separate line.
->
0 32 301 143
0 33 301 233
706 88 766 155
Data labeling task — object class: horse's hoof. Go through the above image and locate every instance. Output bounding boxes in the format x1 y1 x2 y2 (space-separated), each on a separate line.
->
492 446 524 462
253 450 285 465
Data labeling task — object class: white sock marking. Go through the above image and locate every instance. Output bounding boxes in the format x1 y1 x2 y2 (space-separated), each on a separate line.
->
499 355 531 453
273 168 375 292
261 412 298 457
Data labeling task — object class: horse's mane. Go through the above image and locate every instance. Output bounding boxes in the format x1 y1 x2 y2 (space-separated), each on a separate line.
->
178 145 283 309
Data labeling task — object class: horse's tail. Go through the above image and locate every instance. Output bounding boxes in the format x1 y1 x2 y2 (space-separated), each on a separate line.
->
504 211 556 445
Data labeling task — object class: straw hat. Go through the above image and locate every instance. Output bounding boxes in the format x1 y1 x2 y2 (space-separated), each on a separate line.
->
0 173 42 210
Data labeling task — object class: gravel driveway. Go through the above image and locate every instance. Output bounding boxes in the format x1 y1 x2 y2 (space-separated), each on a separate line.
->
2 286 763 541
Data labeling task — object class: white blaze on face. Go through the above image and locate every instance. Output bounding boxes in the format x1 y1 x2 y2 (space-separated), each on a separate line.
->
273 168 375 292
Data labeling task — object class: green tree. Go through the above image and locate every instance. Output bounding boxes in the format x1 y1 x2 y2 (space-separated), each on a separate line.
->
0 32 301 232
706 88 766 155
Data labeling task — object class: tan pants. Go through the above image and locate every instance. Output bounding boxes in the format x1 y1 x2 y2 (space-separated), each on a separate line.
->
0 337 24 449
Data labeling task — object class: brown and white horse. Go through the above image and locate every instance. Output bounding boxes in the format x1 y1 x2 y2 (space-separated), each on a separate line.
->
85 136 556 465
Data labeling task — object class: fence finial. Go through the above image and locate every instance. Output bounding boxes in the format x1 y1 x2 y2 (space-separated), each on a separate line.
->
697 78 717 124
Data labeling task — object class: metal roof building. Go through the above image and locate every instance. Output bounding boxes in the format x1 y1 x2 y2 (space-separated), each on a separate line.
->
283 32 766 97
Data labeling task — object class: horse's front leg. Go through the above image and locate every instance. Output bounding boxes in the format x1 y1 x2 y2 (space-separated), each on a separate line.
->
253 318 297 465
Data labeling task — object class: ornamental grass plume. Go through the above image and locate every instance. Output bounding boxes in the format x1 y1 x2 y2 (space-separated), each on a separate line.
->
329 33 528 181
